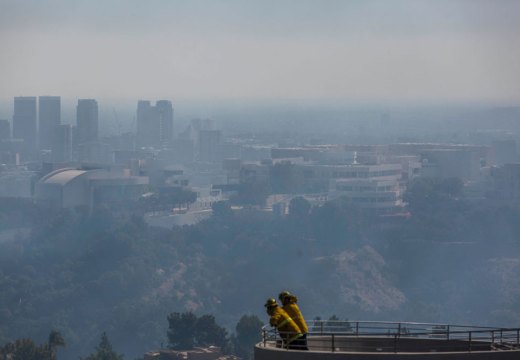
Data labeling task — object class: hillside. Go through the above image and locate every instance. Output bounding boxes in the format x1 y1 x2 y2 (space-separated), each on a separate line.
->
1 187 520 358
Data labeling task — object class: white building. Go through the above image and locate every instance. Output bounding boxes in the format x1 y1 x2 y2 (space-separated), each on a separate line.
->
35 167 148 208
327 163 404 212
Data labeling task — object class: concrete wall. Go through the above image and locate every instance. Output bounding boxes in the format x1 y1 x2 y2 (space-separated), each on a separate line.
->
305 336 492 352
255 345 520 360
255 336 520 360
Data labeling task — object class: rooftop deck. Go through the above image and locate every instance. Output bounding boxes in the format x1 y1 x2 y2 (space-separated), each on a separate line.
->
255 320 520 359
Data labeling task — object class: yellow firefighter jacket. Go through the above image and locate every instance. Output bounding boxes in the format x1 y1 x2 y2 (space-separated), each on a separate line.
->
282 302 308 334
269 306 302 346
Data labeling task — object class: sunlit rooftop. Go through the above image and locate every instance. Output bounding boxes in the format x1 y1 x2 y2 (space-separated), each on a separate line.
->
40 168 87 186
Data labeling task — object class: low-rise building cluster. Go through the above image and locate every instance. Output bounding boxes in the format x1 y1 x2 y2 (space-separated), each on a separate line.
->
1 96 520 218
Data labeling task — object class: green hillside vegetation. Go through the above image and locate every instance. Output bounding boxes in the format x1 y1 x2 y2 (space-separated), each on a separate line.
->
1 177 520 359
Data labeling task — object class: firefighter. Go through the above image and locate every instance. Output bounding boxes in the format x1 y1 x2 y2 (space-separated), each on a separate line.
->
279 291 308 350
264 298 303 349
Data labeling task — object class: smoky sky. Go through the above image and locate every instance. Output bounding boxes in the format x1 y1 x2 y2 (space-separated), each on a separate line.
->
1 0 519 103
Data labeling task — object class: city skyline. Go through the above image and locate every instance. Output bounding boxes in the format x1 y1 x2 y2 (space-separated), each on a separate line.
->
1 0 519 103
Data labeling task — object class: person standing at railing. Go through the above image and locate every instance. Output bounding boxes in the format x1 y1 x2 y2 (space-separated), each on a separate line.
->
264 298 304 350
279 290 309 350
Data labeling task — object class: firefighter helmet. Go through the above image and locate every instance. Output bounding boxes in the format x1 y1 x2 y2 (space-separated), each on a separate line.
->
264 298 278 308
278 290 291 301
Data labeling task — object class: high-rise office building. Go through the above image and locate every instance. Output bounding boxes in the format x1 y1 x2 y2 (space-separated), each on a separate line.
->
52 124 72 163
137 100 159 147
12 96 37 154
156 100 174 143
0 120 10 139
136 100 173 147
198 129 222 162
187 118 214 151
76 99 98 145
39 96 61 150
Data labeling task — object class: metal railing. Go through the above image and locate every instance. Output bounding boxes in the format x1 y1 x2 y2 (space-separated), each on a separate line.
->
260 320 520 353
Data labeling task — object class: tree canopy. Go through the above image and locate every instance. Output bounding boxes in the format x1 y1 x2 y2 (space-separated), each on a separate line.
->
233 315 263 360
167 312 228 351
81 332 123 360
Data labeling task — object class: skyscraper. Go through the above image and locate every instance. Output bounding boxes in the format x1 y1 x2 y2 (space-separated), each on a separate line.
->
52 124 72 163
12 96 37 155
0 119 10 139
38 96 61 150
136 100 174 147
156 100 174 143
198 129 222 162
76 99 98 145
137 100 159 147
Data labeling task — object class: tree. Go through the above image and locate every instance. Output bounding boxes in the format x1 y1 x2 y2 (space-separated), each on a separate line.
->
404 177 463 214
167 312 197 350
167 312 229 351
194 314 228 350
81 332 123 360
234 166 270 206
233 315 263 360
212 201 233 218
309 198 366 249
139 188 197 213
0 338 50 360
402 177 467 242
48 330 65 360
288 196 311 219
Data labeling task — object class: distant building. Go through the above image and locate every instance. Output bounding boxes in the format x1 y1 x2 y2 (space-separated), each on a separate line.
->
492 139 517 165
330 177 403 212
0 119 10 139
136 100 174 147
198 130 221 162
12 96 37 156
384 155 421 182
77 141 112 164
240 144 271 161
294 163 402 194
272 145 355 164
223 158 242 184
344 144 389 165
0 139 24 165
491 163 520 201
76 99 98 145
237 160 405 212
0 168 37 198
51 124 72 163
387 143 487 181
315 163 404 213
38 96 61 150
35 167 148 208
156 100 174 143
389 143 489 161
171 138 195 163
420 149 480 180
239 161 271 193
137 100 158 147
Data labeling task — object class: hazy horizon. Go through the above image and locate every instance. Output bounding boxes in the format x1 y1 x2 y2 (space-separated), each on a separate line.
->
1 0 519 104
1 96 513 138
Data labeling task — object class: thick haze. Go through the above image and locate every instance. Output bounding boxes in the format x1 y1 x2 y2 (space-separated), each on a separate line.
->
1 0 519 103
